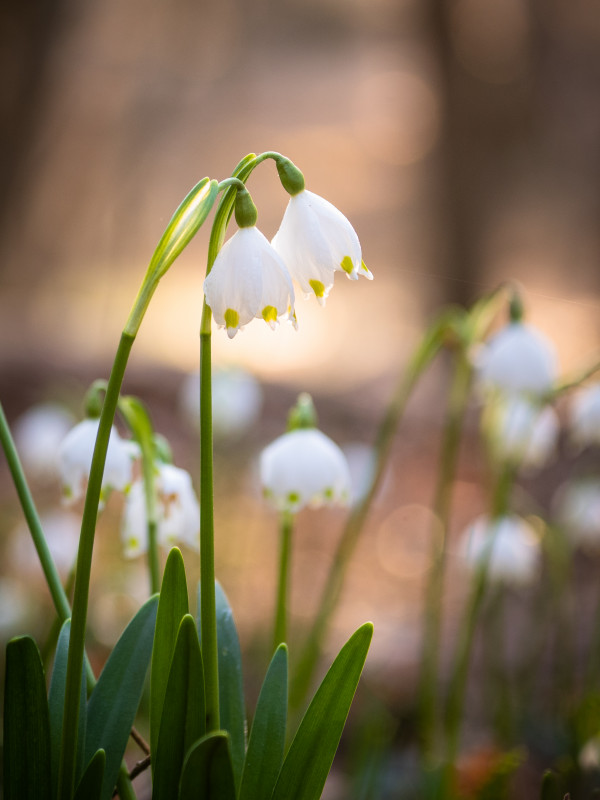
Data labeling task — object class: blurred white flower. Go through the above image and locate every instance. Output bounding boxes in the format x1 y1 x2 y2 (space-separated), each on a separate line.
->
260 427 351 513
179 367 263 439
271 189 372 306
580 735 600 770
569 383 600 449
203 226 295 339
58 418 139 507
553 479 600 551
477 322 558 397
489 396 559 470
13 403 75 479
10 510 80 577
458 514 541 585
121 462 200 558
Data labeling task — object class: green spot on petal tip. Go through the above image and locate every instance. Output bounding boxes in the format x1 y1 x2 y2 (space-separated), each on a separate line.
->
341 256 354 275
262 305 278 324
309 279 325 298
224 308 240 331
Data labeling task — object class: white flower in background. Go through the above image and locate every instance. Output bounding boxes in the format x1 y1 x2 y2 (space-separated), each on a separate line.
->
553 479 600 551
10 510 80 577
477 322 558 397
203 226 296 339
121 462 200 558
260 428 352 513
489 396 560 470
13 403 75 479
569 383 600 448
179 367 263 439
458 514 541 585
58 417 139 507
271 189 373 306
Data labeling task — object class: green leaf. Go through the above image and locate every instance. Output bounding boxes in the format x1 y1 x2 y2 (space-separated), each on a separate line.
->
150 547 189 765
272 622 373 800
3 636 52 800
85 594 159 800
239 644 288 800
48 619 87 795
215 580 246 790
153 614 206 800
73 749 105 800
178 732 237 800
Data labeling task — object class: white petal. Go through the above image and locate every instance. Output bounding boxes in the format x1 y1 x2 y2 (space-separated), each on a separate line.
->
204 227 295 335
260 428 351 512
490 396 559 470
569 384 600 448
458 514 540 585
121 481 148 559
477 322 558 396
13 404 75 479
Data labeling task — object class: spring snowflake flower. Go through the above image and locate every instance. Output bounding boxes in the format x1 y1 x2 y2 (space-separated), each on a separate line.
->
271 189 373 306
260 428 352 513
58 417 139 507
489 396 559 470
13 403 76 480
477 322 558 397
569 383 600 448
203 226 295 339
553 479 600 552
458 514 541 585
121 462 200 558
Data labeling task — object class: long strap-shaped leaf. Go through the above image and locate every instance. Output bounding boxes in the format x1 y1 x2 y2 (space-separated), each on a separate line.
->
197 581 247 790
48 619 88 797
150 547 189 767
178 732 236 800
4 635 52 800
271 622 373 800
215 581 246 789
239 644 288 800
153 614 206 800
85 594 159 800
73 749 105 800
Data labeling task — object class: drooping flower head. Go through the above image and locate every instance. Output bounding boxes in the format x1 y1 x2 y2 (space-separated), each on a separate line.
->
568 383 600 449
13 403 75 480
477 320 558 398
486 395 560 471
270 158 372 305
203 187 295 338
260 393 351 512
121 461 200 558
58 417 139 507
553 478 600 552
458 514 541 585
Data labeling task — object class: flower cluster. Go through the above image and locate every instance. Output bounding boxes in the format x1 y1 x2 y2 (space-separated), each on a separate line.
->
57 417 199 557
203 161 372 339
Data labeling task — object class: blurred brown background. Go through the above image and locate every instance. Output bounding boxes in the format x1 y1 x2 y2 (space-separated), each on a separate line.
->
1 2 600 788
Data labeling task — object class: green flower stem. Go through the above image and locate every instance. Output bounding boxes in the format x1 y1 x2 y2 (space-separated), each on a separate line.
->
273 510 294 652
289 310 456 710
57 332 135 800
482 587 513 745
418 348 473 762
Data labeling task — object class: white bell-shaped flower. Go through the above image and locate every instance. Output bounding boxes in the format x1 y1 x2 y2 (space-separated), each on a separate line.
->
477 322 558 397
489 396 559 470
260 428 352 513
271 189 372 306
58 417 139 507
569 383 600 449
121 462 200 558
553 479 600 552
13 403 75 480
203 226 295 339
458 514 541 585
